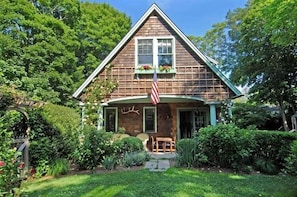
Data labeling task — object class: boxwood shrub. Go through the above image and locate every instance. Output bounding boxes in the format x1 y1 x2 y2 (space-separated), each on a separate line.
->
113 136 143 154
197 124 255 170
252 130 297 174
284 140 297 176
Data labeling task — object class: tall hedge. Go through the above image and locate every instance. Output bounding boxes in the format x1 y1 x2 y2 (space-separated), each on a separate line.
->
252 130 297 172
28 104 81 175
41 103 80 134
177 124 297 175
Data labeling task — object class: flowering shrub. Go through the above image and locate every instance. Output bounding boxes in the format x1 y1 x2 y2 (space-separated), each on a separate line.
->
220 99 233 124
0 124 22 195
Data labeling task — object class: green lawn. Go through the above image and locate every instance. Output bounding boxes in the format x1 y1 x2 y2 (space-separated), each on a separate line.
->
21 168 297 197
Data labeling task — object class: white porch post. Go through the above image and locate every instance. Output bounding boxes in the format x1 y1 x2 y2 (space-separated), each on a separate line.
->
97 105 103 130
79 101 85 129
97 103 108 130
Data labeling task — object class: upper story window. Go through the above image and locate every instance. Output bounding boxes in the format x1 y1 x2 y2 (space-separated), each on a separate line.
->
135 37 175 74
138 39 153 66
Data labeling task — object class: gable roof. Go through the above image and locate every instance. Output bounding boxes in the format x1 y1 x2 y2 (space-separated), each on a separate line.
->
72 3 242 99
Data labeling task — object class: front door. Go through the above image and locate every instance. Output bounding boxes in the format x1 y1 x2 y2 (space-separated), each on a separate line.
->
179 110 193 139
178 109 208 139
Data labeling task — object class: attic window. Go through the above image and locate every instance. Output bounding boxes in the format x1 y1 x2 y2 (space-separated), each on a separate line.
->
135 37 176 74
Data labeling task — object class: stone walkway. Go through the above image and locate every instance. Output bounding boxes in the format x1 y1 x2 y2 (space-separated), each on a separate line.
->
144 152 176 172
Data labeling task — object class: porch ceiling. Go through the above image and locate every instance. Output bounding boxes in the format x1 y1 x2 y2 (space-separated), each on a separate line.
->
106 95 205 104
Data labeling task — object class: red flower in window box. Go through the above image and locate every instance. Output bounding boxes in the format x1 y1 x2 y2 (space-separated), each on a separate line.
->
138 65 153 70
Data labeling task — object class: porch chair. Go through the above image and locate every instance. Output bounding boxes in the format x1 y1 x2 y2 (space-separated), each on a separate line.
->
151 136 157 152
165 135 176 152
171 135 176 152
136 133 149 151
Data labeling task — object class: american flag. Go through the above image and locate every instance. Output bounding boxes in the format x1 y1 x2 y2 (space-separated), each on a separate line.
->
151 68 160 105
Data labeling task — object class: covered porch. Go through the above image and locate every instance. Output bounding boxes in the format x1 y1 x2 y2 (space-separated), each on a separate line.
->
84 95 221 151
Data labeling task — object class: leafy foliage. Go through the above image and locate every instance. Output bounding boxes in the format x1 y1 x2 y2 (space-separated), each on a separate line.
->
197 124 255 170
175 124 297 174
28 106 79 175
102 155 117 170
0 116 22 195
232 103 281 130
121 151 149 168
112 137 143 155
0 87 14 115
175 138 196 168
83 64 118 104
252 130 297 173
41 103 80 134
254 158 277 175
219 99 233 124
284 140 297 176
72 126 113 171
0 1 131 105
48 158 70 177
194 0 296 130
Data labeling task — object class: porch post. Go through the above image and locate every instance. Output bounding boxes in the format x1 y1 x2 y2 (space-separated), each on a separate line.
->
79 101 85 129
97 104 103 130
97 102 108 130
210 104 217 126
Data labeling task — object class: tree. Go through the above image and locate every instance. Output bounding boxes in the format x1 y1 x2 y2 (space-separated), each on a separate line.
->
258 0 297 48
189 22 231 73
194 0 296 130
0 0 79 104
75 3 131 85
230 0 296 130
0 1 131 105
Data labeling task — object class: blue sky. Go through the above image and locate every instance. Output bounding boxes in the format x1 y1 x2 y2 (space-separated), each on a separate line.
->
89 0 247 36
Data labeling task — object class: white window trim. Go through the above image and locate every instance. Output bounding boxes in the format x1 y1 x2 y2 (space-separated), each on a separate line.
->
143 106 157 133
104 107 118 132
135 36 176 73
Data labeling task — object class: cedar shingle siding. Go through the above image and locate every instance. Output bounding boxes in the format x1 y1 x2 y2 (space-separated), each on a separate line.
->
94 14 235 102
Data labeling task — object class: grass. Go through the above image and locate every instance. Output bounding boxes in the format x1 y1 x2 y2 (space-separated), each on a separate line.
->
21 168 297 197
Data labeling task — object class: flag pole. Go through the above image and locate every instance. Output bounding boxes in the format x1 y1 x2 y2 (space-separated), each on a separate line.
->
150 67 160 105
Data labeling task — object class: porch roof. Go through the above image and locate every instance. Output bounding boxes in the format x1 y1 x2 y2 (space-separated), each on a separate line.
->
105 95 206 105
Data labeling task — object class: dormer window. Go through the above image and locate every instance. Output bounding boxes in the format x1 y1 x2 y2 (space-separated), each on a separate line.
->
135 37 176 74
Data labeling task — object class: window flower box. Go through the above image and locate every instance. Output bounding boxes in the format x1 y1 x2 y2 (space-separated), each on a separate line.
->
137 65 153 71
135 64 154 74
135 64 176 74
159 64 172 72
